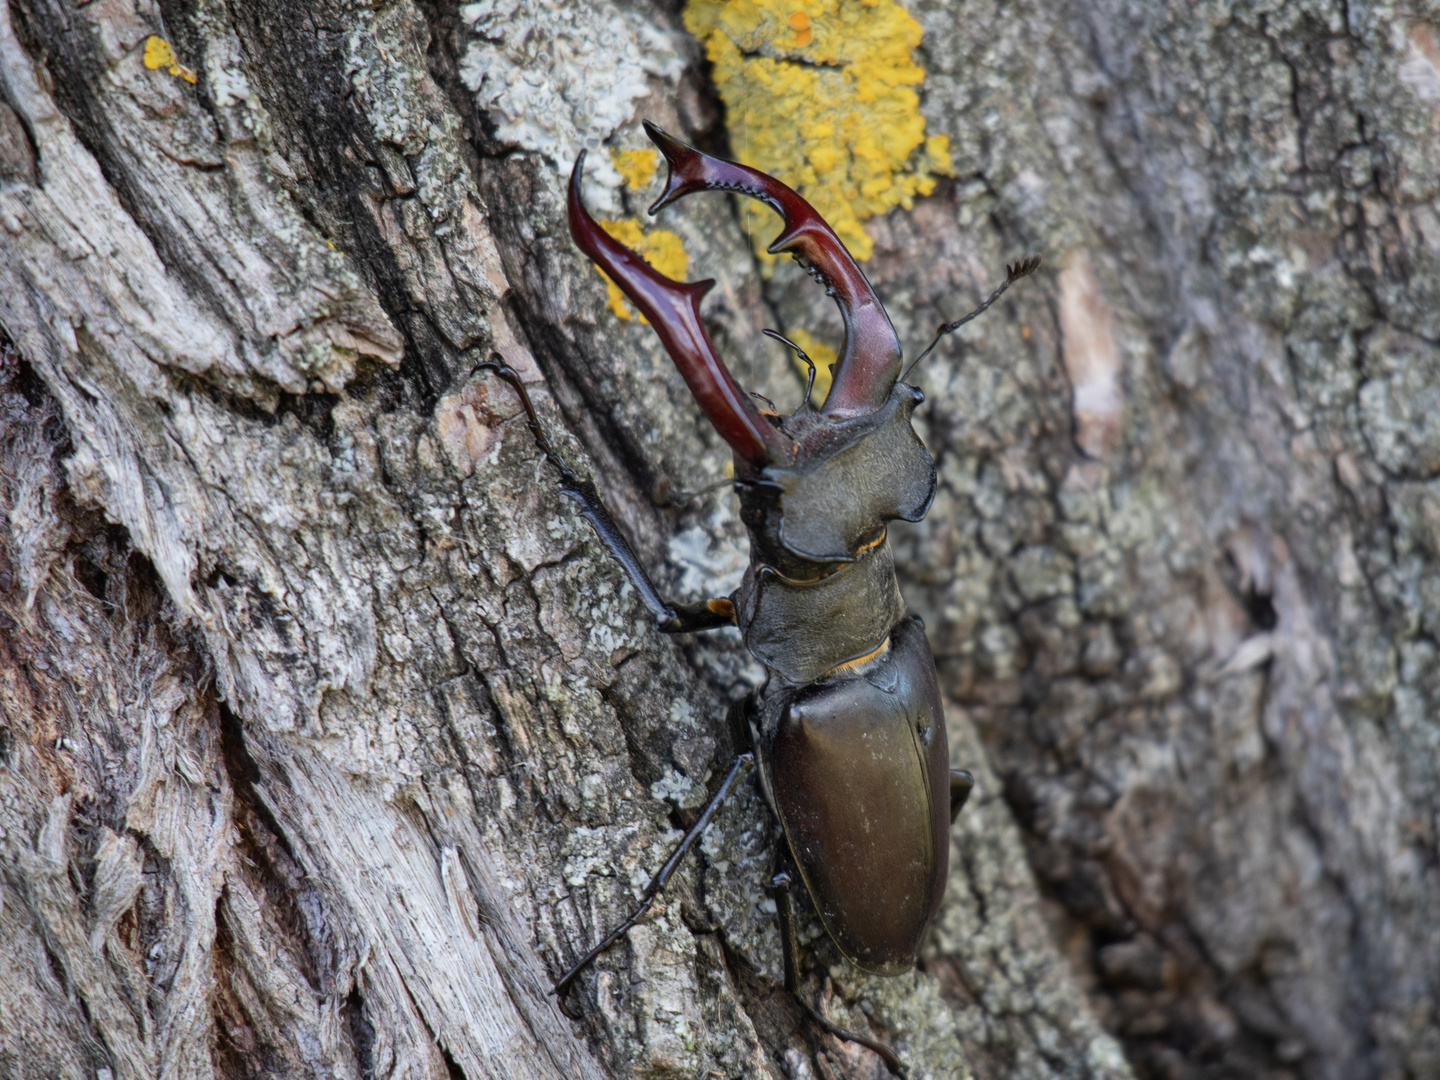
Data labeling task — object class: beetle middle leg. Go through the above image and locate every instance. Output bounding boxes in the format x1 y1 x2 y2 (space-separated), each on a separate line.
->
770 870 909 1077
554 752 755 996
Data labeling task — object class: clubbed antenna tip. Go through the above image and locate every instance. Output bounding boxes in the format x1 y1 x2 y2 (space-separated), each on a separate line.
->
1008 254 1043 282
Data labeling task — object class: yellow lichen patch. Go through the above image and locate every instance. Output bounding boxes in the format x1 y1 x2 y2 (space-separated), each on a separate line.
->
784 327 837 405
142 35 198 84
683 0 951 260
611 147 660 191
595 219 689 323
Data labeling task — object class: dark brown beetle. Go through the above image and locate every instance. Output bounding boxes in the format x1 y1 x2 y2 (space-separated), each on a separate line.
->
481 121 1038 1075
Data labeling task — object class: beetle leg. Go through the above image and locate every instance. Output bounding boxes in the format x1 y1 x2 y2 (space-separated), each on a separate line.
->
477 361 737 635
770 872 909 1077
771 871 802 995
568 152 791 468
663 598 737 633
658 475 733 508
554 753 755 997
950 769 976 824
644 120 902 418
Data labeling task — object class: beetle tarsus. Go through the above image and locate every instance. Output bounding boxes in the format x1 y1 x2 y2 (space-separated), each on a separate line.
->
794 995 909 1078
771 870 909 1077
554 752 756 997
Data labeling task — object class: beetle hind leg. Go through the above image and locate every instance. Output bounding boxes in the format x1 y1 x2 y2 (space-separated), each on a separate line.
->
553 752 755 997
770 872 909 1077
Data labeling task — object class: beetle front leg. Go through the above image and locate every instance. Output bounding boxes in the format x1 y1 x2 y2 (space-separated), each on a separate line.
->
660 598 736 633
770 871 909 1077
476 361 737 634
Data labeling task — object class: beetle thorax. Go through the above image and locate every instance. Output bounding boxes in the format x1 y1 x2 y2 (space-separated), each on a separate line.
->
730 383 938 685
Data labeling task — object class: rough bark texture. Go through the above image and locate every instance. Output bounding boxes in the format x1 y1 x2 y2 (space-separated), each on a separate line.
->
0 1 1436 1079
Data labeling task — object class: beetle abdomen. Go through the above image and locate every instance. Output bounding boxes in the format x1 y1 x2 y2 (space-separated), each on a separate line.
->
765 616 951 974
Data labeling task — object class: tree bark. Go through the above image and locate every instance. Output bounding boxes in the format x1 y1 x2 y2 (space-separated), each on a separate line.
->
0 1 1436 1079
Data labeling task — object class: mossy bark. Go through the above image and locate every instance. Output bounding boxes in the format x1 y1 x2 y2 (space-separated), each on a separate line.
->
0 2 1436 1079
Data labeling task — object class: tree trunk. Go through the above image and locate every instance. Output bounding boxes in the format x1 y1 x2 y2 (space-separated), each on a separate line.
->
1 1 1436 1078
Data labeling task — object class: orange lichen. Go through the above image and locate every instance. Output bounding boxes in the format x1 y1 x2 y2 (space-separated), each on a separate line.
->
787 10 813 46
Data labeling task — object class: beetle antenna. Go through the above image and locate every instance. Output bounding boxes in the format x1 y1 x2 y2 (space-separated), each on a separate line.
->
762 329 817 412
900 255 1042 384
749 389 779 413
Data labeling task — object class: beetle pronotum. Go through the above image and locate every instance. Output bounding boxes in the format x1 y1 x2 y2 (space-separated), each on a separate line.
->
481 121 1038 1076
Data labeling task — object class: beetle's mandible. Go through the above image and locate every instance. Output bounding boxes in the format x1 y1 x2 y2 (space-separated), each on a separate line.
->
480 121 1039 1076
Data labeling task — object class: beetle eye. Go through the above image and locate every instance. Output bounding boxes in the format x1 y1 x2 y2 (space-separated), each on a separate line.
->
917 722 932 746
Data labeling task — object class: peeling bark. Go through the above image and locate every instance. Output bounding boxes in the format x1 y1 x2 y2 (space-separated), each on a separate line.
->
0 2 1437 1080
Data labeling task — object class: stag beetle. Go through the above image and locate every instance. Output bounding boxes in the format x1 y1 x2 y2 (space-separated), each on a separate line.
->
480 121 1038 1075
